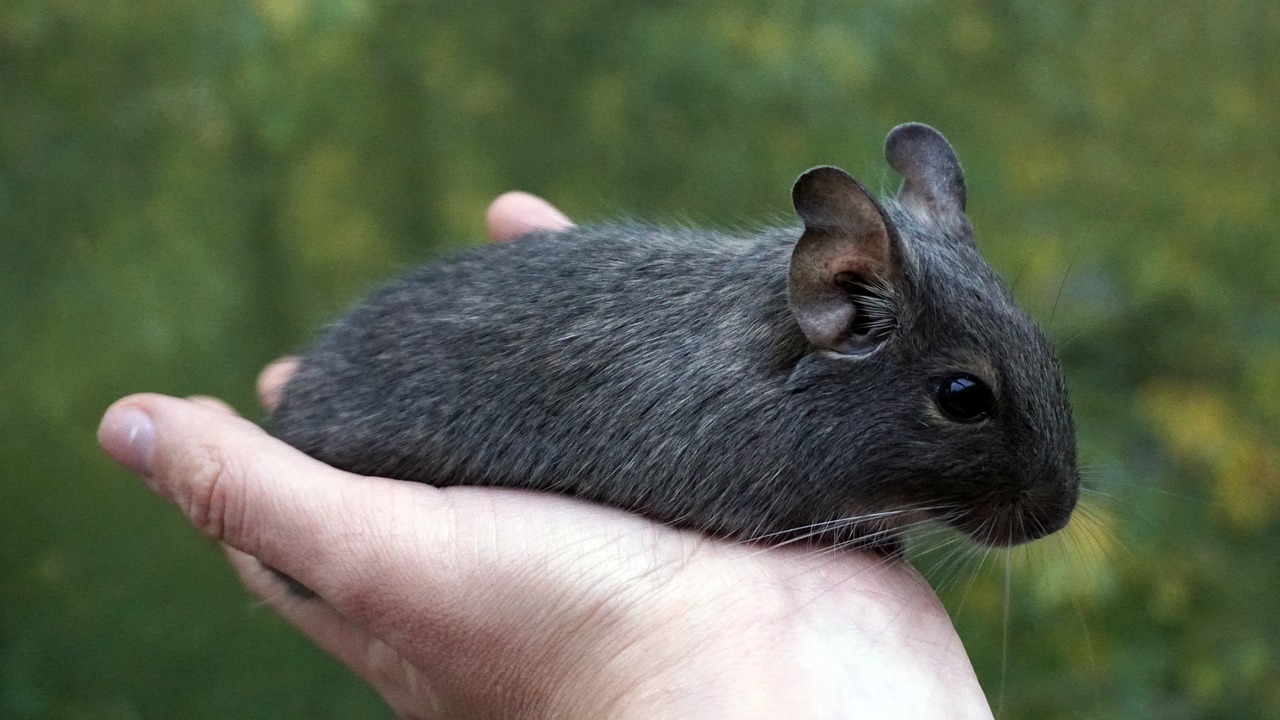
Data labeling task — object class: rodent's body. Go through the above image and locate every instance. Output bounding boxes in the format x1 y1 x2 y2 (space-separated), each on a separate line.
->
272 124 1080 548
275 227 824 539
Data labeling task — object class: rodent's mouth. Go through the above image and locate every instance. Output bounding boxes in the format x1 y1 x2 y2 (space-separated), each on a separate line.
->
947 495 1076 547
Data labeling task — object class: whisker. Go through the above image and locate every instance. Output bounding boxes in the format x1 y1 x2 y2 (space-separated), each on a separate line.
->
1048 237 1083 330
739 503 950 560
797 518 934 562
917 534 976 598
1053 326 1090 353
744 504 941 543
996 551 1012 720
947 515 998 616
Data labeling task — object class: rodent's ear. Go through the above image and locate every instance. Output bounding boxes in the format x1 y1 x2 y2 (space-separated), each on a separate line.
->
789 166 898 355
885 123 968 226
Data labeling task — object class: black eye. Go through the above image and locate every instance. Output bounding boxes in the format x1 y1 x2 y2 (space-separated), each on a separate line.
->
936 373 995 422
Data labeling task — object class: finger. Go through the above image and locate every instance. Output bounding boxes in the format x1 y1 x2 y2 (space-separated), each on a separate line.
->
99 393 656 679
225 545 376 664
187 395 239 416
485 191 574 242
224 546 437 713
96 393 431 600
257 357 299 412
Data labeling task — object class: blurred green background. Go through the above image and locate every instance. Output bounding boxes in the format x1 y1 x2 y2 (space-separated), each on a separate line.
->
3 0 1278 717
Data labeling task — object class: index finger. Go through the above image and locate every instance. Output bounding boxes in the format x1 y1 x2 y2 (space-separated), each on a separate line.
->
257 357 298 412
485 191 574 242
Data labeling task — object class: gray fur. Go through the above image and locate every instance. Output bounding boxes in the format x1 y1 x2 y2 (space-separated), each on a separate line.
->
271 123 1078 548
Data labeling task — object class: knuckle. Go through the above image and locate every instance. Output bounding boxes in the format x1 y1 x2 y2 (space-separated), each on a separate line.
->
182 442 248 542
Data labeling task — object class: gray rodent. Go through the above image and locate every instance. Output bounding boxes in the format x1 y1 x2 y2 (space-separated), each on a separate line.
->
270 123 1079 551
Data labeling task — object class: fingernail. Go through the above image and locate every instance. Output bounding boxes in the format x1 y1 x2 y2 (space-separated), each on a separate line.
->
98 405 156 478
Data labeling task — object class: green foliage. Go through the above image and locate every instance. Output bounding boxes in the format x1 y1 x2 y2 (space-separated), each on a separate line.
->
3 1 1277 717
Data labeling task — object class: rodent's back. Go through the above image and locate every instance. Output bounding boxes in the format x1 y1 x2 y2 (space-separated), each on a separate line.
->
272 224 820 537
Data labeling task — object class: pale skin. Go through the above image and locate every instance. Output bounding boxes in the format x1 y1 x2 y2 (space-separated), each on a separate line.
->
97 192 994 719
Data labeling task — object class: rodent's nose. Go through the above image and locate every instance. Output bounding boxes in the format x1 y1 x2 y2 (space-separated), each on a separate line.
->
959 477 1079 547
1005 478 1080 545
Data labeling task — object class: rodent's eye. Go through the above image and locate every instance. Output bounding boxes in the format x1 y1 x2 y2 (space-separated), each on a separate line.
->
936 373 995 422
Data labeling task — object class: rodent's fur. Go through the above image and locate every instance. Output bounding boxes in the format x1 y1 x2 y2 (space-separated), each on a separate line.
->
271 124 1079 548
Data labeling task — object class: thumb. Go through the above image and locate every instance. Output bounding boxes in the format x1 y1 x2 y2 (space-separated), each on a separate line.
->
96 393 408 597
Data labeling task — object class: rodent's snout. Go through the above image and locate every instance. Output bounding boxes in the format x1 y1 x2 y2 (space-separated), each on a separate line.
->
1010 498 1074 543
955 477 1080 547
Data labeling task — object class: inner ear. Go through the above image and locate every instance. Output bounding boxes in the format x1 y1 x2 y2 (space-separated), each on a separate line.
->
789 166 900 355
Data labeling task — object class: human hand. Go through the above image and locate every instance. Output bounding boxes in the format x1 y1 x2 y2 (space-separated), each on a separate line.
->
98 192 993 719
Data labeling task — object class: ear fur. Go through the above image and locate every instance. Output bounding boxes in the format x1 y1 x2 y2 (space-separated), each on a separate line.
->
884 123 967 227
789 166 899 355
